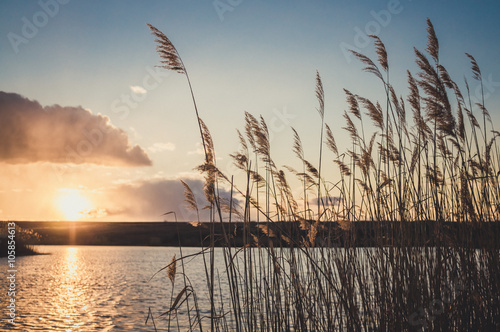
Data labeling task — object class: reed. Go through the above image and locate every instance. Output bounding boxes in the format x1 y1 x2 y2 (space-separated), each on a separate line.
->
0 221 40 256
146 19 500 331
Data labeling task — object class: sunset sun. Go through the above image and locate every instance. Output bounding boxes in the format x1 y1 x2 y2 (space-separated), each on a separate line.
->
56 189 93 221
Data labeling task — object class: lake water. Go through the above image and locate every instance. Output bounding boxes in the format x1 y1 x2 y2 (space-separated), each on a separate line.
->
0 245 214 331
0 245 387 331
1 245 354 331
2 245 487 331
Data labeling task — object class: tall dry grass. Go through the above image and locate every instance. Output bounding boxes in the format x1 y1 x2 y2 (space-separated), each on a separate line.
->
145 19 500 331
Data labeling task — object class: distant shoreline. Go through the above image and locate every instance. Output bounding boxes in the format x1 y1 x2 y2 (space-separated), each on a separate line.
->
10 220 500 248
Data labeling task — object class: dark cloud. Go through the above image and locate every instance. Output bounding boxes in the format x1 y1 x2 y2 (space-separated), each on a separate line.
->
102 178 239 221
0 91 151 166
308 196 343 206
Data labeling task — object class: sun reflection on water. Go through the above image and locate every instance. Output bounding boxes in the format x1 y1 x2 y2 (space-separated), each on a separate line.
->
49 247 94 331
5 246 178 331
66 247 78 275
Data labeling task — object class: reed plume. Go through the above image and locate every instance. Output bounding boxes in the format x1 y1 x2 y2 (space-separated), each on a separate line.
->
344 89 361 120
181 180 199 219
369 34 388 72
325 124 338 155
425 18 439 63
147 24 185 73
349 50 383 82
358 96 384 131
167 254 177 284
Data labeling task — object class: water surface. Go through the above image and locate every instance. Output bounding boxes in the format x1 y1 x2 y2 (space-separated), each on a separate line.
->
0 245 205 331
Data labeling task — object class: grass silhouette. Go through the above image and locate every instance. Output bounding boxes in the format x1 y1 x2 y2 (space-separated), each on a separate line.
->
146 19 499 331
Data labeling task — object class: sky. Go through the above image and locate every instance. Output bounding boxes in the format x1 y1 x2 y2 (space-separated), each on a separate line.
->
0 0 499 221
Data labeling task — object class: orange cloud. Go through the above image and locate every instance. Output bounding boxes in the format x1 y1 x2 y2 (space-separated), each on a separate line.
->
0 92 151 166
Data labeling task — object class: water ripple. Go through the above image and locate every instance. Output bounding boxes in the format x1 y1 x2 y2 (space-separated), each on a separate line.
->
0 245 186 331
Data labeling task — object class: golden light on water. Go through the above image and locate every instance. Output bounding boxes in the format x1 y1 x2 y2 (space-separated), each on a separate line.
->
56 189 93 221
49 247 89 331
59 247 80 315
65 247 78 275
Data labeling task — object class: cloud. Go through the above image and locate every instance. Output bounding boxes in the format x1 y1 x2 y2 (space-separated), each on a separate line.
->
308 196 343 207
128 126 142 140
0 91 151 166
80 208 108 219
97 177 239 221
148 142 176 153
129 85 147 95
187 142 205 155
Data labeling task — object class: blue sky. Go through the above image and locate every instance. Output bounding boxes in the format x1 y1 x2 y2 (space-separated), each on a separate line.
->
0 0 499 221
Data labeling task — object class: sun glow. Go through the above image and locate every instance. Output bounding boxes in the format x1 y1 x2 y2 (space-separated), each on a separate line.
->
56 189 93 221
